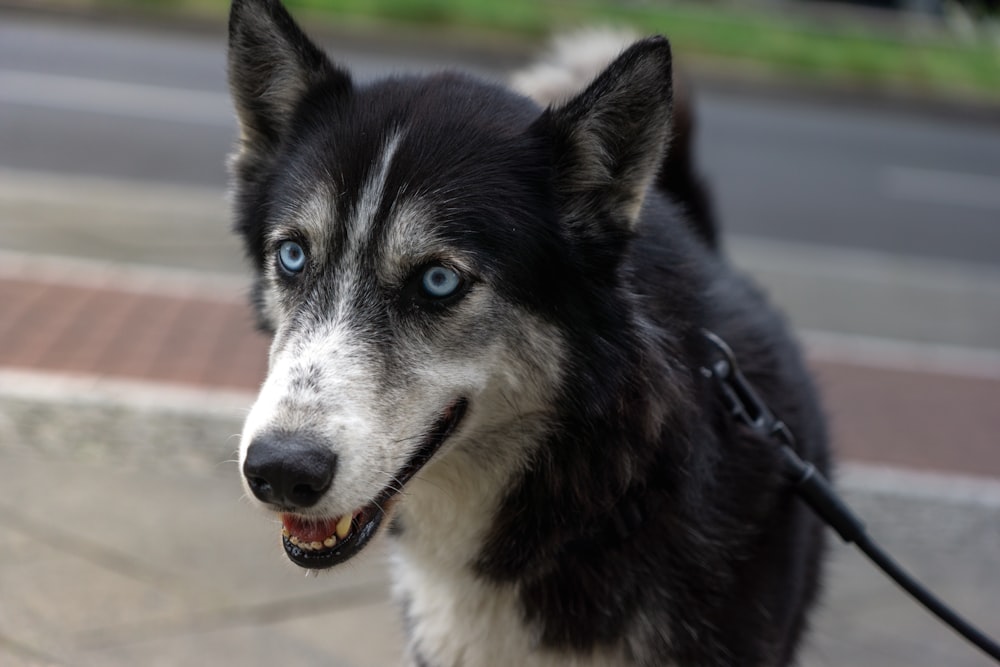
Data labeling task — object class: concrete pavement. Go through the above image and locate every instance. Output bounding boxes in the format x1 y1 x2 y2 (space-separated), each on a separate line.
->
0 437 403 667
2 378 999 666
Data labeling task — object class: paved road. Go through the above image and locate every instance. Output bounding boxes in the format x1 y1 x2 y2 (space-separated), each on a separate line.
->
2 13 1000 266
0 14 497 188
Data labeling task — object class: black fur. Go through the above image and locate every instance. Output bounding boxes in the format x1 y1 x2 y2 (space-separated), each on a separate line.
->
657 79 719 249
471 188 828 664
228 2 829 665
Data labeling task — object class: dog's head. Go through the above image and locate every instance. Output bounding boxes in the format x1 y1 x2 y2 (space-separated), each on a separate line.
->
228 0 674 569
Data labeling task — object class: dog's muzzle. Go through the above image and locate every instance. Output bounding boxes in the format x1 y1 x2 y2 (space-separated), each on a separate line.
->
242 398 469 569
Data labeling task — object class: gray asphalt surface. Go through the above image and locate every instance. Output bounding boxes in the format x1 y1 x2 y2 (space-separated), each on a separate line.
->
2 13 1000 266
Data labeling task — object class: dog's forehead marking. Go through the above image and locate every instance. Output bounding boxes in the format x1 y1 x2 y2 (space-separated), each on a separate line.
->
351 129 405 251
262 129 407 291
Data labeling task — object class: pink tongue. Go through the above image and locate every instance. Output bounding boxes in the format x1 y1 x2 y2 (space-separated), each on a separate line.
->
282 514 339 542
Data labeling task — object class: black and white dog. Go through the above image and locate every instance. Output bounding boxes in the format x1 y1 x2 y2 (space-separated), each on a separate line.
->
228 1 829 664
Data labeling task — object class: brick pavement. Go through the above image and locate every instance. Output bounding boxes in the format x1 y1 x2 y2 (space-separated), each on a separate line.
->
0 277 267 390
2 274 999 478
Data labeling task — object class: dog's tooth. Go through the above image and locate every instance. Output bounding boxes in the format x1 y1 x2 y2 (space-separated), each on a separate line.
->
289 535 300 546
281 527 290 538
336 514 352 539
323 537 336 548
310 541 323 550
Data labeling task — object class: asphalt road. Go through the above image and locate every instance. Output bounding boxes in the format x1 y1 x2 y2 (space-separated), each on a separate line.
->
2 13 999 268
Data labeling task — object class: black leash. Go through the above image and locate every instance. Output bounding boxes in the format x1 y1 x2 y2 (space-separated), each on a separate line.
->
701 330 1000 663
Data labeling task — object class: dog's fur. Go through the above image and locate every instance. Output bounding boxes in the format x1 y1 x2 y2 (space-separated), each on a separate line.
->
228 1 830 665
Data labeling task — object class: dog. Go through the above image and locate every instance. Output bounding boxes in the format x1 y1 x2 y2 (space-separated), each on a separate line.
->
227 1 830 664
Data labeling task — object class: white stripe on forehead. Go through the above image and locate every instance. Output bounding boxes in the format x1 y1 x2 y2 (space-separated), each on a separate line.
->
264 130 404 260
350 130 405 250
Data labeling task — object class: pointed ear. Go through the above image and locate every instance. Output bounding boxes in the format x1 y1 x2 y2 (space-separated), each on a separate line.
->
538 37 673 234
227 0 350 151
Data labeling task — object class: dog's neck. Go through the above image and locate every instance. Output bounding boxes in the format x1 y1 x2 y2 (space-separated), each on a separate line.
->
389 425 633 667
391 413 548 572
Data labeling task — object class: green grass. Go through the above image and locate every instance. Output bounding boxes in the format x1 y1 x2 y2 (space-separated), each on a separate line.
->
280 0 560 35
290 0 999 97
116 0 1000 99
604 4 1000 93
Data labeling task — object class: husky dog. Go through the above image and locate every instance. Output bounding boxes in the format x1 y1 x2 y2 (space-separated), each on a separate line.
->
228 1 829 665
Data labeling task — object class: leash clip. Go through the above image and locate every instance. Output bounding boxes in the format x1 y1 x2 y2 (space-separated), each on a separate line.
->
700 329 795 447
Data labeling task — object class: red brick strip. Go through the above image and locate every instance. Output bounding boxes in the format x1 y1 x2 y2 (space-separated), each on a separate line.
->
0 277 267 390
2 276 998 477
813 361 1000 478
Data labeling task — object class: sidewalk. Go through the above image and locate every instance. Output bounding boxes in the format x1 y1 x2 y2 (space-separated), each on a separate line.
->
2 172 999 665
0 445 403 667
2 376 999 666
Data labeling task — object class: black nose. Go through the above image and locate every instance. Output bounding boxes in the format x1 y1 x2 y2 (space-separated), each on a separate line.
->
243 434 337 508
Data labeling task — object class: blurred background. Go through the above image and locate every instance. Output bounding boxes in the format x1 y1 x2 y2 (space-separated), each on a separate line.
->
0 1 998 666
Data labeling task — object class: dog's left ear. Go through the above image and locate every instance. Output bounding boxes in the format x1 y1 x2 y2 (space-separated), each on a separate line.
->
228 0 350 153
536 36 673 235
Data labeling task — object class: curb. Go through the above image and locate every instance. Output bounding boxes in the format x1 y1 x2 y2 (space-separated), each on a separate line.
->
0 370 253 475
4 366 999 488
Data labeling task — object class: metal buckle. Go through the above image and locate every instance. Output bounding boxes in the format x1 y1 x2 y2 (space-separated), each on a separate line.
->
700 330 795 447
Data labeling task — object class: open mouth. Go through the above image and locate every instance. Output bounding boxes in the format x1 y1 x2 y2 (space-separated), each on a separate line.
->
279 398 468 569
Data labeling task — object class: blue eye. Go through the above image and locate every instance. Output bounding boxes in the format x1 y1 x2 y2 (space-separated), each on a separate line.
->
421 265 462 299
278 240 306 274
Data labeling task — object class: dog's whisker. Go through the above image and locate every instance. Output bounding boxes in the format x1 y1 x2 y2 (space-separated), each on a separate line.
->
365 475 407 499
391 433 428 446
370 498 388 518
375 469 406 484
375 478 406 496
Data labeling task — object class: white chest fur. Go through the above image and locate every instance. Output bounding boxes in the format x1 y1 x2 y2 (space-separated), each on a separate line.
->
389 449 626 667
391 548 625 667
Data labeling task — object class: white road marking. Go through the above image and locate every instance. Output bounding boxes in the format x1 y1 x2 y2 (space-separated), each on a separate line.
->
839 462 1000 508
802 329 1000 381
883 166 1000 212
0 165 225 207
0 69 232 126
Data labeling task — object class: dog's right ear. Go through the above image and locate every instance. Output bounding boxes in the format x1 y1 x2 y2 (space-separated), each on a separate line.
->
228 0 350 153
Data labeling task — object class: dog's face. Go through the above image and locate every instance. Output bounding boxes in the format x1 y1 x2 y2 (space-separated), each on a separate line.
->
228 0 674 569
